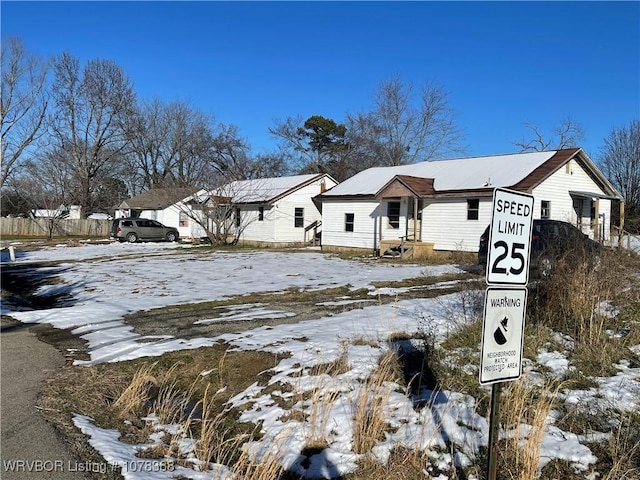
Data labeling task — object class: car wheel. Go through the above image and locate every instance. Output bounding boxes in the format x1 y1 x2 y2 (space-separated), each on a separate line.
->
166 232 177 242
126 232 138 243
538 256 553 279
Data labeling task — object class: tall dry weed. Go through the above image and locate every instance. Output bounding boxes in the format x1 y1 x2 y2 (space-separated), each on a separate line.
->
601 411 640 480
499 381 562 480
111 362 158 419
352 350 402 454
191 385 242 469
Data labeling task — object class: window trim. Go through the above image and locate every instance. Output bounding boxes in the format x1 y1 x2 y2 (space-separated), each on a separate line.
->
387 201 400 229
540 200 551 219
467 199 479 221
179 211 189 227
294 207 304 228
345 213 355 232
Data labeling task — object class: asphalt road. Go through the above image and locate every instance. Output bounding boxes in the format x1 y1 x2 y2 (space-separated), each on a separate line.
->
1 317 88 479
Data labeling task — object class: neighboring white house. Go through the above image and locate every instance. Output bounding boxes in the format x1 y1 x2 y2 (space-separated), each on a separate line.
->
212 173 338 246
317 148 624 257
116 187 208 240
30 205 82 219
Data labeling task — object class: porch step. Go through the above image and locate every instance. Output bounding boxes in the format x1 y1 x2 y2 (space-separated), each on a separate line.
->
383 244 413 257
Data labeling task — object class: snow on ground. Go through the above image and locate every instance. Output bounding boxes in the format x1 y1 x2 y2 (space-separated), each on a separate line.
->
3 243 458 365
2 242 639 479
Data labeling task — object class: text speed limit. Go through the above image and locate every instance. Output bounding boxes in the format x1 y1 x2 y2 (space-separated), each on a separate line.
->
486 188 534 286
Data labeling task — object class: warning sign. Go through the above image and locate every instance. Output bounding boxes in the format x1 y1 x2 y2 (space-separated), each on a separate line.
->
479 287 527 385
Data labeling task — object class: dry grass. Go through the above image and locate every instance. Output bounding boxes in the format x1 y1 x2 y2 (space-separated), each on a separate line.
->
353 350 403 454
227 445 286 480
353 447 433 479
191 385 244 468
498 381 562 480
35 248 640 479
600 411 640 480
530 248 639 377
111 362 158 419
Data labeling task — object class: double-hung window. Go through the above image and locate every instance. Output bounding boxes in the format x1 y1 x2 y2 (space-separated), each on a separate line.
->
387 201 400 229
467 199 479 220
345 213 355 232
294 208 304 228
541 200 551 219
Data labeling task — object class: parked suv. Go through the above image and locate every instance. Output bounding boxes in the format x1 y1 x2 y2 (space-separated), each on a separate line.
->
478 219 601 278
110 218 179 243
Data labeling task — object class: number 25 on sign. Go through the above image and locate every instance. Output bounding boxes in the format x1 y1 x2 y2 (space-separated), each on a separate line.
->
486 188 534 286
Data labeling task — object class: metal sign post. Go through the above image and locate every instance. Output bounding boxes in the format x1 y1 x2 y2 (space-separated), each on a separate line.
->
482 188 534 480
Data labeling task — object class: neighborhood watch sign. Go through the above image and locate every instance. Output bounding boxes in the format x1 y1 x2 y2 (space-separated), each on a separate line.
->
480 188 534 385
480 287 528 384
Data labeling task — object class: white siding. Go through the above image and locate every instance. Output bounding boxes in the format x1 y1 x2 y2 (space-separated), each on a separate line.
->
236 176 335 244
156 205 208 240
323 197 490 252
322 200 380 249
319 155 619 253
422 198 493 252
532 159 612 242
237 205 276 242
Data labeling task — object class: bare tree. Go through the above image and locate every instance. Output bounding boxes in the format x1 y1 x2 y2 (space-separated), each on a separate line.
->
210 123 253 181
349 76 465 166
513 117 586 152
126 99 259 190
1 37 50 187
8 149 77 238
126 98 214 190
249 152 290 179
49 53 136 217
170 180 267 246
599 120 640 232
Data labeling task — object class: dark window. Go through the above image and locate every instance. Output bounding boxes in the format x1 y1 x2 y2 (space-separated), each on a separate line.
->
467 199 479 220
294 208 304 228
235 207 241 227
388 201 400 229
541 200 551 219
123 220 133 227
345 213 355 232
258 206 264 221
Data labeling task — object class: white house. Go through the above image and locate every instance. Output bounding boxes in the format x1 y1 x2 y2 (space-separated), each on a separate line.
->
116 187 208 240
318 148 624 257
30 205 82 219
212 173 338 246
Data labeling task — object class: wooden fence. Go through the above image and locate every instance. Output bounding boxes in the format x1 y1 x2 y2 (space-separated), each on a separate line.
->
0 217 111 238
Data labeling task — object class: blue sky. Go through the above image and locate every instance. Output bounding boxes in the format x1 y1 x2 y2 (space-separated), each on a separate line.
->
2 1 639 161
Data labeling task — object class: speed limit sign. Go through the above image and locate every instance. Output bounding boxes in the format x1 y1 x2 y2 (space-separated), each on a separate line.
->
486 188 535 285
